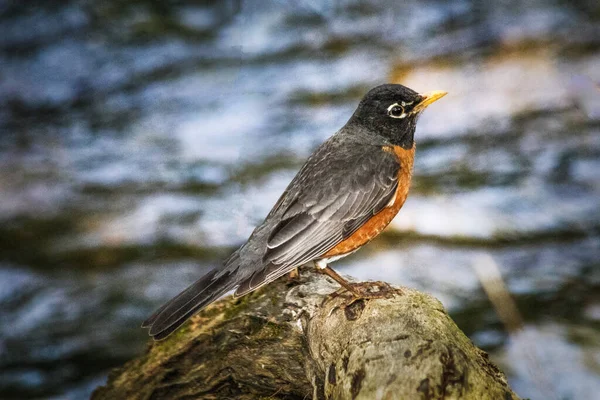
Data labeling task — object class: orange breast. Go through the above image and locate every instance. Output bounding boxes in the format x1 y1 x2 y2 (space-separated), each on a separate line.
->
322 144 415 258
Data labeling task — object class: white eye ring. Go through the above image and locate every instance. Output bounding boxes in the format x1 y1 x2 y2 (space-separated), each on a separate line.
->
387 103 406 119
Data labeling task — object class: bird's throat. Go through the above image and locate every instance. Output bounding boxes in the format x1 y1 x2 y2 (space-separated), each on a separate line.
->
388 122 416 150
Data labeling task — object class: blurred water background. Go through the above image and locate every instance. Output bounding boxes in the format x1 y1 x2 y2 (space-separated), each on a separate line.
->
0 0 599 399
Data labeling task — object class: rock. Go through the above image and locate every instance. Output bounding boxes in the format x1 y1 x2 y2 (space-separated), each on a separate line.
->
92 269 519 400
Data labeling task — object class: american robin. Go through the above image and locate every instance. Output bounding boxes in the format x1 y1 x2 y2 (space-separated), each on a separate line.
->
143 84 446 340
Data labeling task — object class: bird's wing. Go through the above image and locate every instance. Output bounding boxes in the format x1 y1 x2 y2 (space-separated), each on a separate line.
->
235 142 401 296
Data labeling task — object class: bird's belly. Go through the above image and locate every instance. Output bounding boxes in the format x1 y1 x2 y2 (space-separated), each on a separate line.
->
322 144 415 258
318 249 359 265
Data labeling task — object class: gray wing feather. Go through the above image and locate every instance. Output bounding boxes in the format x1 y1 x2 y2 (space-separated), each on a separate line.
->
234 140 401 297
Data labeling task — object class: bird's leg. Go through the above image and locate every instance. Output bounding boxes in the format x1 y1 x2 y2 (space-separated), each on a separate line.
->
288 267 299 280
314 260 362 296
315 260 401 299
286 267 300 285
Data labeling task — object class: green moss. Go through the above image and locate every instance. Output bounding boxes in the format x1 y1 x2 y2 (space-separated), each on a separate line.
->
222 293 255 320
196 303 227 321
255 320 287 340
270 295 279 306
147 323 192 360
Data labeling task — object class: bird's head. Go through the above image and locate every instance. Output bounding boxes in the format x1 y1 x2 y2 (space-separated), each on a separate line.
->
348 84 447 149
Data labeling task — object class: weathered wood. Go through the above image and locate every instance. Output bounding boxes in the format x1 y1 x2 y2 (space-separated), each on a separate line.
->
92 269 519 400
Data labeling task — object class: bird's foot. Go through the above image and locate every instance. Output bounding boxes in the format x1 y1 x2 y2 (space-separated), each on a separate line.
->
286 267 300 284
336 281 402 300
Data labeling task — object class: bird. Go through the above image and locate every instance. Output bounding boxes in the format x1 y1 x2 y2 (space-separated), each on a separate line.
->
142 84 446 340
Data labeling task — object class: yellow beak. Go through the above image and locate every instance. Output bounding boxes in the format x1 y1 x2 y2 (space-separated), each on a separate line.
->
414 90 447 112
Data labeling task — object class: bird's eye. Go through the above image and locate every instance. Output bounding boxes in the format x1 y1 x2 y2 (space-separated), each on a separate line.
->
387 103 406 119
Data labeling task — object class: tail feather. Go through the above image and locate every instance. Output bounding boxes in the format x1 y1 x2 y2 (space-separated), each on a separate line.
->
143 270 236 340
150 298 213 341
141 298 170 328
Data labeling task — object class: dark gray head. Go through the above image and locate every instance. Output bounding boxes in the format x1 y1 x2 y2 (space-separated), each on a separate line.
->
346 84 447 149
